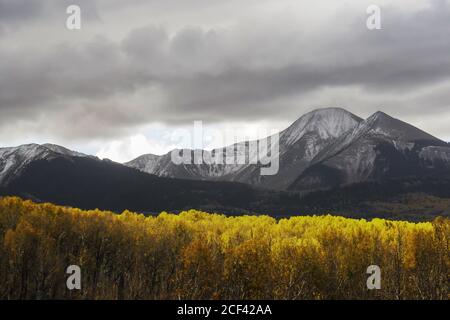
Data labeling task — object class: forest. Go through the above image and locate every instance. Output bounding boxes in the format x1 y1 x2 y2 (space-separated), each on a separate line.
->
0 196 448 300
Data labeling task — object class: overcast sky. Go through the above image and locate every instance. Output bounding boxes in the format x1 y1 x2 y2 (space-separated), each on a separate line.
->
1 0 450 162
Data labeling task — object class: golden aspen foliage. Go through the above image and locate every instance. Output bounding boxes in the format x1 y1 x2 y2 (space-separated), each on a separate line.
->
0 197 448 300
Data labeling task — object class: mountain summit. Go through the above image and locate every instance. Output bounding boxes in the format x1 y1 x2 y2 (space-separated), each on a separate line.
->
126 107 363 189
125 108 450 191
281 107 362 147
289 110 449 191
0 144 89 187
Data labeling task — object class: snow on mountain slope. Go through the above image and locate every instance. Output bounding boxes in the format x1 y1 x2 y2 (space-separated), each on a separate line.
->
126 108 363 189
2 109 450 194
249 108 362 189
42 143 88 158
127 148 248 180
362 111 439 142
420 146 450 164
126 153 162 175
281 107 362 147
0 143 89 187
289 111 450 191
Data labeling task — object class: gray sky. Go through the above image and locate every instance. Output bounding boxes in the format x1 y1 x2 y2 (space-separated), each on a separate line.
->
1 0 450 162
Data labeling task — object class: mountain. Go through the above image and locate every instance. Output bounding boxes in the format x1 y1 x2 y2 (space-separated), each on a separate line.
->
0 143 90 187
0 143 260 213
259 107 362 189
126 108 450 193
289 111 450 191
1 108 450 220
126 107 363 189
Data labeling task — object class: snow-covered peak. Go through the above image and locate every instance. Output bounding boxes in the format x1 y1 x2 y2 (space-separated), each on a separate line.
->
312 110 444 165
125 153 162 174
282 107 362 146
42 143 88 158
363 111 440 142
0 144 49 160
0 143 88 160
0 143 90 187
368 110 390 120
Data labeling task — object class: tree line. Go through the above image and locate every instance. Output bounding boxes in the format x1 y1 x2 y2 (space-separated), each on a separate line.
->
0 197 448 299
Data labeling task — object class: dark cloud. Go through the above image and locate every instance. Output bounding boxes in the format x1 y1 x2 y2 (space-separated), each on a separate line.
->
0 0 43 22
0 0 450 144
0 0 99 31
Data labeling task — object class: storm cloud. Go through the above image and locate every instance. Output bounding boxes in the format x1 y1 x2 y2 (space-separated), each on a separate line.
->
0 0 449 160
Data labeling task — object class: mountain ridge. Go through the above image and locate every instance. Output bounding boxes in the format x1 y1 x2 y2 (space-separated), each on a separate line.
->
126 107 363 189
288 110 450 191
125 108 450 191
1 107 450 219
1 107 450 204
0 143 93 187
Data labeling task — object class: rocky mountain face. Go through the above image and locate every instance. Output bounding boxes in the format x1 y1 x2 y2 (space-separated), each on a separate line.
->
0 143 90 187
126 108 450 191
1 108 450 216
289 111 450 191
0 144 260 213
1 108 450 219
126 108 364 189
